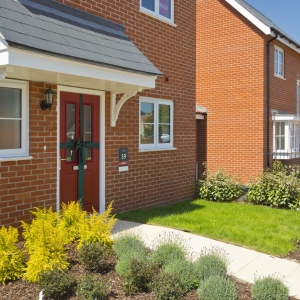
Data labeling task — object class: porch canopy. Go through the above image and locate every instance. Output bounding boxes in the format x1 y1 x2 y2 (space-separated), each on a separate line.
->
0 0 162 125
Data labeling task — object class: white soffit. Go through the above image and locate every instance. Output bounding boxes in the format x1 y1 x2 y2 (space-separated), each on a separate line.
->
0 46 157 92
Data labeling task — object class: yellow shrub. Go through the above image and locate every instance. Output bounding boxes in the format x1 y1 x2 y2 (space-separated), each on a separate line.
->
0 226 24 284
22 207 69 283
77 202 116 249
58 201 86 243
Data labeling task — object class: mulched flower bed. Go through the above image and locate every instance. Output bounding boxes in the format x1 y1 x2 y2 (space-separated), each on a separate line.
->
1 243 299 300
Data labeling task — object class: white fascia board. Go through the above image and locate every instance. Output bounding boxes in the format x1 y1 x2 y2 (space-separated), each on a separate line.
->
224 0 271 35
272 114 300 122
5 47 157 89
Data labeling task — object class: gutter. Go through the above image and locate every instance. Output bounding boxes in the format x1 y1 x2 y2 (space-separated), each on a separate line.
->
266 31 278 169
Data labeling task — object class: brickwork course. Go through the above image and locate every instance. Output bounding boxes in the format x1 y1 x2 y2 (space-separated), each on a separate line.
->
196 0 300 183
0 0 196 227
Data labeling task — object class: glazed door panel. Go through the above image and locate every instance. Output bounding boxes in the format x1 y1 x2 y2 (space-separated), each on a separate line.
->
60 92 100 212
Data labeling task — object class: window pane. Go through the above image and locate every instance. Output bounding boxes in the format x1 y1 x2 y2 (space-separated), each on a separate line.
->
159 124 170 143
0 120 21 149
142 0 155 11
66 103 75 161
0 87 21 118
280 122 285 135
159 0 171 18
84 105 92 160
141 102 154 123
140 124 154 144
159 104 170 123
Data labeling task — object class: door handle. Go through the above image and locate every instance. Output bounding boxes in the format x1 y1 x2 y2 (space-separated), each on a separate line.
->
59 157 68 169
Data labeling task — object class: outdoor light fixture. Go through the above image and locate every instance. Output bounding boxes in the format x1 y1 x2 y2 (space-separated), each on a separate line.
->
40 87 56 111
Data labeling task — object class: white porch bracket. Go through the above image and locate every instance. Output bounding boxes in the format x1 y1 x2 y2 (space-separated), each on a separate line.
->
110 90 141 127
0 66 13 79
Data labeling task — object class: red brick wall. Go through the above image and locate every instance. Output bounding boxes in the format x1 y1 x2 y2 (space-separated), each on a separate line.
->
197 0 267 183
0 82 57 228
0 0 196 227
270 39 300 166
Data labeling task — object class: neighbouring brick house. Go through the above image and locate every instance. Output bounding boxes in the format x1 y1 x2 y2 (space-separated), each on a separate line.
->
196 0 300 182
0 0 196 227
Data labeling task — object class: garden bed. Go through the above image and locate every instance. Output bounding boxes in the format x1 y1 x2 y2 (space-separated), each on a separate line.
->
0 243 298 300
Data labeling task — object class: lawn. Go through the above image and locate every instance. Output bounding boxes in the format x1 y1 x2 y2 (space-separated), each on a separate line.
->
116 199 300 257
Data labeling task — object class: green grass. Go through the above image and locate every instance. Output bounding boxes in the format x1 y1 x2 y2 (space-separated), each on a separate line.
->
116 200 300 256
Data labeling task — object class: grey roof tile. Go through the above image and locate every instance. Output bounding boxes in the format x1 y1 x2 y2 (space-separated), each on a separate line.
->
0 0 161 75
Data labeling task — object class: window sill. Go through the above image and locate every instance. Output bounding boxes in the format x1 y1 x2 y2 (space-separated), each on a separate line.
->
0 156 33 162
139 147 177 152
139 10 177 27
274 74 286 80
273 152 300 160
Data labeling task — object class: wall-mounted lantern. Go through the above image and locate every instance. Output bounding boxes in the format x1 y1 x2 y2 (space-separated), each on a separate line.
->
40 87 56 111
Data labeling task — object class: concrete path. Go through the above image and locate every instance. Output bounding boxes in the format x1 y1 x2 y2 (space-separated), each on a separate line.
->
112 220 300 299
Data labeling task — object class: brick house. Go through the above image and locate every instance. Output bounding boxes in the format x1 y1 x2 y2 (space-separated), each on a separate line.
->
0 0 196 227
196 0 300 182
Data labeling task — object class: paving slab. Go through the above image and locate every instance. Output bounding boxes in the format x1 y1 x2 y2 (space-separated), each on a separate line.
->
112 220 300 299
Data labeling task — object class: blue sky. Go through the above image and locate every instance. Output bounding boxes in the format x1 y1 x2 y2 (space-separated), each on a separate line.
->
244 0 300 43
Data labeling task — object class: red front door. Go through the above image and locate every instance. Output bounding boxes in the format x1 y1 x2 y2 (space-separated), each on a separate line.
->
60 92 100 212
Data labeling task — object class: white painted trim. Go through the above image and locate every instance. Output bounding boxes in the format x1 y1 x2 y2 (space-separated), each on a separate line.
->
56 86 106 214
5 47 157 89
272 114 300 122
224 0 271 35
139 147 177 152
0 156 33 162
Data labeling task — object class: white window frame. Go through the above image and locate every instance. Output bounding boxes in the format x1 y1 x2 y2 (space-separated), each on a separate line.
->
140 0 174 24
0 79 29 159
139 97 173 150
274 46 284 78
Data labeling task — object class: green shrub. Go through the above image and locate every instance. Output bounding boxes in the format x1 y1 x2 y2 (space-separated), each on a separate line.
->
77 272 110 300
197 275 237 300
251 275 289 300
198 170 243 202
122 258 159 295
112 233 147 260
0 226 25 284
37 268 76 300
150 232 189 268
248 162 300 209
150 243 186 267
115 250 148 278
194 247 228 282
22 207 69 282
78 242 112 272
164 259 198 292
150 271 185 300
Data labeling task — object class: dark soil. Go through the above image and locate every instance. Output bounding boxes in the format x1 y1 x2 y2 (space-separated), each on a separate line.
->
0 243 299 300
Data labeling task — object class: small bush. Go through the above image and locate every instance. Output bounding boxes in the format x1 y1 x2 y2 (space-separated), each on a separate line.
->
198 170 243 202
164 259 198 292
197 275 237 300
58 201 86 243
78 242 112 272
22 207 69 282
38 268 76 300
248 162 300 209
112 233 147 260
150 271 185 300
77 202 116 249
122 259 159 295
77 272 110 300
150 232 188 268
0 226 25 284
194 247 228 282
251 275 289 300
